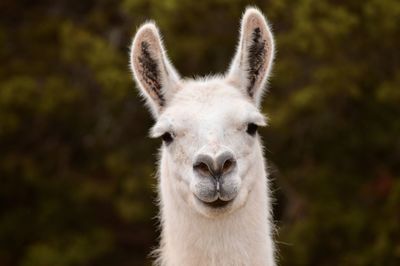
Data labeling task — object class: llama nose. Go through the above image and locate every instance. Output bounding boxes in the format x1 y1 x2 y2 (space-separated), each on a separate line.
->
193 151 236 179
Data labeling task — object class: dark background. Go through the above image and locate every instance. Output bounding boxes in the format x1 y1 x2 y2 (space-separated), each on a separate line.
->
1 0 399 265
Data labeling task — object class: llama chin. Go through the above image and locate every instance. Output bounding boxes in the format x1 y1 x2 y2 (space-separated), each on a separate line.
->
130 6 276 266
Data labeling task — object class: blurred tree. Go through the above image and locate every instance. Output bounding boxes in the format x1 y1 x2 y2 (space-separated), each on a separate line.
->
0 0 399 265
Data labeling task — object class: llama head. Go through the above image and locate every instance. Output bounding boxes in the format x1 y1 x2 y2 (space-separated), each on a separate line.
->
130 7 274 218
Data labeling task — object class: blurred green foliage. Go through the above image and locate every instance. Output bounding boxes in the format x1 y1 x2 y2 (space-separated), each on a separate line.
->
0 0 399 265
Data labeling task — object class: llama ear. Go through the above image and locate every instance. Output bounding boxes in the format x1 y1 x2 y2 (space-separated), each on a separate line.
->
130 22 180 117
226 7 275 106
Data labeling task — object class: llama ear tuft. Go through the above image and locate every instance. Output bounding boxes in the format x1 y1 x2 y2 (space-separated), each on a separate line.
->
130 22 180 117
226 7 275 106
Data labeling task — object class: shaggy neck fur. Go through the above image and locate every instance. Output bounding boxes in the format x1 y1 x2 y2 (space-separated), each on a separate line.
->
155 140 275 266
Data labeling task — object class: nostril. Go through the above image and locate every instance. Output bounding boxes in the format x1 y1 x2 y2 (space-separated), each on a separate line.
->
216 151 236 176
222 158 235 174
193 154 214 177
193 162 211 177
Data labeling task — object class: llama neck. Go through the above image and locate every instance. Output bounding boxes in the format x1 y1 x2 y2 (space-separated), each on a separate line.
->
156 149 275 266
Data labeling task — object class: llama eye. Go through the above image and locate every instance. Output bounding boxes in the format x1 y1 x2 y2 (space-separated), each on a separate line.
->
246 123 258 136
161 132 173 144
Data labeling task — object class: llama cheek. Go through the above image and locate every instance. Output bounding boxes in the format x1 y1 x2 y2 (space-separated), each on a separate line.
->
237 160 252 182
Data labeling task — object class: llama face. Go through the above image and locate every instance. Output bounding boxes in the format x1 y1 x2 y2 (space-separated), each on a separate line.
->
130 8 274 218
151 79 267 217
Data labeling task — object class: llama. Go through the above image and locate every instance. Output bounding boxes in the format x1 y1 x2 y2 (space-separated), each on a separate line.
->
130 7 275 266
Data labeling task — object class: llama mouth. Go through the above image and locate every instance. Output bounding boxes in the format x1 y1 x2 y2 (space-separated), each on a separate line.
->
196 197 233 209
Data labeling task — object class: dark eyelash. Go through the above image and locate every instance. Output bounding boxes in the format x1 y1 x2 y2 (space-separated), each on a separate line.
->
246 123 258 136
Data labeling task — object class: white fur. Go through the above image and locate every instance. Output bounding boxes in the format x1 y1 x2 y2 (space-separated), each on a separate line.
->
130 7 276 266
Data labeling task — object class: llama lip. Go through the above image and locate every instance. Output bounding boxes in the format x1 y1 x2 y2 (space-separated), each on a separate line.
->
196 196 233 209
